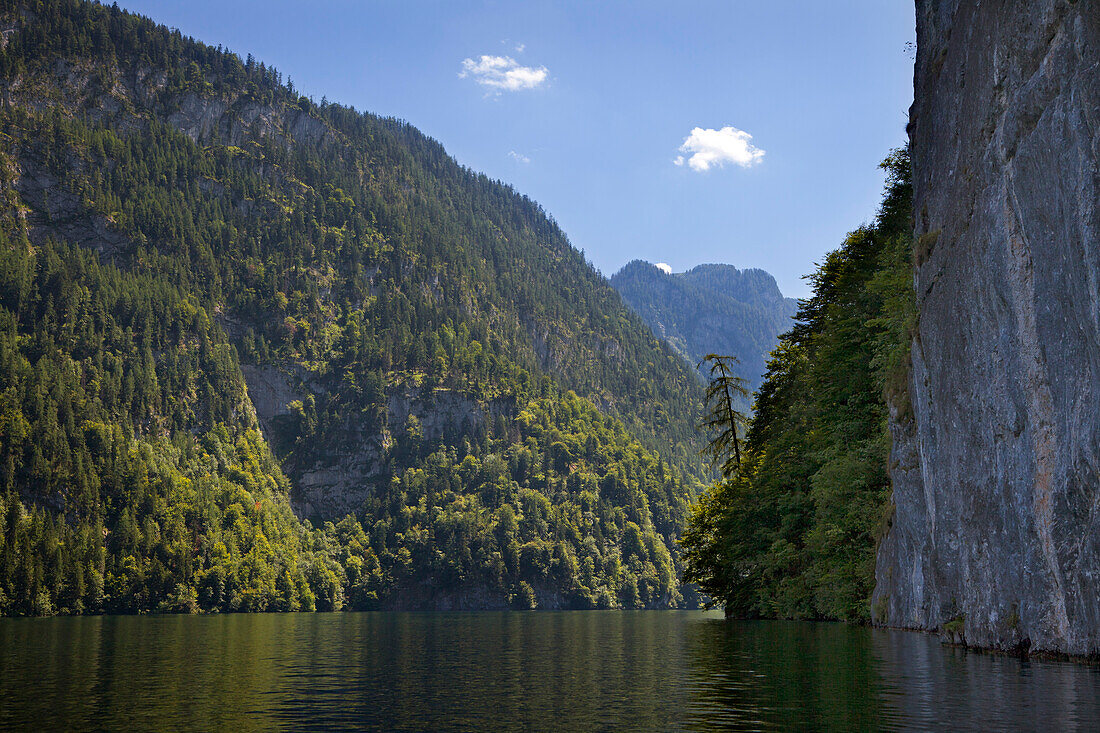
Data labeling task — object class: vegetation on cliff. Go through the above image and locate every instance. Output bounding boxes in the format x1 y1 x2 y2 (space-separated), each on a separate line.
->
682 149 914 622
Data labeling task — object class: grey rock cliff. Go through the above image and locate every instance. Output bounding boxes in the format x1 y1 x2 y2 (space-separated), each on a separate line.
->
874 0 1100 656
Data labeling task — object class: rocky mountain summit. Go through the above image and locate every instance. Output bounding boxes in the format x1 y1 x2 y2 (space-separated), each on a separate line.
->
610 261 796 396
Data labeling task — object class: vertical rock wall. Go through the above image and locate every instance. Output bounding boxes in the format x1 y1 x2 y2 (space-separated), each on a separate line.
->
874 0 1100 656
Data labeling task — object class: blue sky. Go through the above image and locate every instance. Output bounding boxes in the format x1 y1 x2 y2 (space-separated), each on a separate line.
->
122 1 915 298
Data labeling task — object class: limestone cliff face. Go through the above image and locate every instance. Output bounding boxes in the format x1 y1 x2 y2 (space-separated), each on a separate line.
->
874 0 1100 655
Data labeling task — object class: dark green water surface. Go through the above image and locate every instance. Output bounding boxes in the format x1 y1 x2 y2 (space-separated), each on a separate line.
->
2 611 1099 731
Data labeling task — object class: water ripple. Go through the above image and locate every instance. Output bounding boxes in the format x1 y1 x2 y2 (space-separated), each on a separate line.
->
2 612 1099 731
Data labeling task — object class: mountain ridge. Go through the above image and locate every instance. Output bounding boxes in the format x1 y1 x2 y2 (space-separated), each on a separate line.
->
610 259 797 395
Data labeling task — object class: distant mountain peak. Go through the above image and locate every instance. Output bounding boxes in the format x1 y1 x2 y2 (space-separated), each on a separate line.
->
610 259 797 396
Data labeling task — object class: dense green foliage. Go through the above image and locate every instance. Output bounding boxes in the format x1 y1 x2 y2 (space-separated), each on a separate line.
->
611 261 797 395
0 237 336 614
681 150 914 623
0 0 706 614
336 389 690 610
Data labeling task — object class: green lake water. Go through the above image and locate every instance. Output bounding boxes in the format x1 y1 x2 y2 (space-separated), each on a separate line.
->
2 610 1099 731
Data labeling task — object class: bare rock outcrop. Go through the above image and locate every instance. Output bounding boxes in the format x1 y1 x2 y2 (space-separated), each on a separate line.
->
874 0 1100 656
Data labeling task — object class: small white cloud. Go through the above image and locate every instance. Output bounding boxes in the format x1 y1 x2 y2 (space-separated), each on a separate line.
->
515 43 526 53
508 150 530 164
460 55 548 93
675 126 765 172
655 262 673 274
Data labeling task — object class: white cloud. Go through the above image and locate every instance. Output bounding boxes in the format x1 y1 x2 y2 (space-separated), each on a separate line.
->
460 55 548 93
514 43 526 53
674 126 765 172
508 150 531 164
655 262 673 274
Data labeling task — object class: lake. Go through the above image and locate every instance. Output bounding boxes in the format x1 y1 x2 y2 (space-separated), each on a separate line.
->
1 611 1099 731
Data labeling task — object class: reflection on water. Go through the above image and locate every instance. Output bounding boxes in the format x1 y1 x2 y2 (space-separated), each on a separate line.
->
871 628 1100 731
1 611 1098 731
684 619 890 730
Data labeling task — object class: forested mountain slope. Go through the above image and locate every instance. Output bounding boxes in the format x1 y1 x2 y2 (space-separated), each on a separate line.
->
611 261 797 394
0 0 707 614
